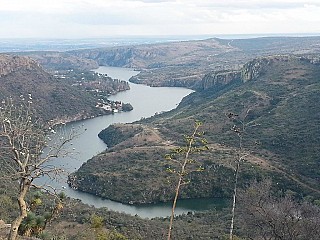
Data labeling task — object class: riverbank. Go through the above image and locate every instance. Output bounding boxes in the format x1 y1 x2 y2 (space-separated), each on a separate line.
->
38 66 196 218
49 100 133 127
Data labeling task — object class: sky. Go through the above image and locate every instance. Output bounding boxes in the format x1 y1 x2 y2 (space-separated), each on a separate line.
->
0 0 319 39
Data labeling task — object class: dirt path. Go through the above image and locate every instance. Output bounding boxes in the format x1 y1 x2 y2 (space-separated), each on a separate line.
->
244 153 320 194
208 143 320 195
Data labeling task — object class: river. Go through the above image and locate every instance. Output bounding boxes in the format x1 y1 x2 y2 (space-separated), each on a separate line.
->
39 66 226 218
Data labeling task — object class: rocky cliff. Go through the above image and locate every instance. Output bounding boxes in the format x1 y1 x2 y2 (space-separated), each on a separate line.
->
199 55 320 91
200 70 241 91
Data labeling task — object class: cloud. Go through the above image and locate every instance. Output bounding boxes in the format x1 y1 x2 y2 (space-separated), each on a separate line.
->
138 0 177 2
0 0 319 38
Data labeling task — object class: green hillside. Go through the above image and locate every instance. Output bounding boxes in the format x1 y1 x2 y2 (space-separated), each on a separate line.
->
70 37 320 89
72 55 320 204
0 54 131 122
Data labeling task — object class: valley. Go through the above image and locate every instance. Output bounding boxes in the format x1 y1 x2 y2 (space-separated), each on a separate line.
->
72 55 320 206
1 36 320 239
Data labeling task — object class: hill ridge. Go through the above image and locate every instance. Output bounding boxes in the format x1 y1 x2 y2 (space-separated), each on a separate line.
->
72 54 320 204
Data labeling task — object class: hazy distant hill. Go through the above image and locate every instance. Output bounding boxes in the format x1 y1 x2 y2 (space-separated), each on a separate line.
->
69 37 320 88
15 37 320 89
72 55 320 204
0 54 101 122
16 51 99 71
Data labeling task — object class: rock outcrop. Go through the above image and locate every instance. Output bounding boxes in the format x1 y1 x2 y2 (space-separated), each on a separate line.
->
199 55 319 91
200 70 241 91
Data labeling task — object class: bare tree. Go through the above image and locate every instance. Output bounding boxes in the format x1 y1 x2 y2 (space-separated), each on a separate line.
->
227 110 259 240
164 121 208 240
0 97 78 240
239 179 320 240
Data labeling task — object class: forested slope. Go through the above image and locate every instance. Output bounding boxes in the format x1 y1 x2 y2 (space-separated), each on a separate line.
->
72 55 320 204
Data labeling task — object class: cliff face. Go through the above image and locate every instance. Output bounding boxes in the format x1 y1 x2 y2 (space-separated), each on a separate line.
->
198 57 271 91
200 70 241 91
240 57 270 82
199 55 319 91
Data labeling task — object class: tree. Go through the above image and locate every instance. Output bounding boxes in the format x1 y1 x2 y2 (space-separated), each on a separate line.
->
227 110 259 240
239 179 320 240
0 97 78 240
164 121 208 240
90 214 127 240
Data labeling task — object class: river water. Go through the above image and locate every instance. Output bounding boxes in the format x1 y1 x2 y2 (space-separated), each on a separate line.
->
39 66 226 218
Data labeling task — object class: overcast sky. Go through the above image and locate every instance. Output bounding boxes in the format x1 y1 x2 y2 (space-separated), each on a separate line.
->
0 0 319 39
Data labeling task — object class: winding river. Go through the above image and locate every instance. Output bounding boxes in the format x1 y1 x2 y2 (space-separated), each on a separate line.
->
39 66 226 218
